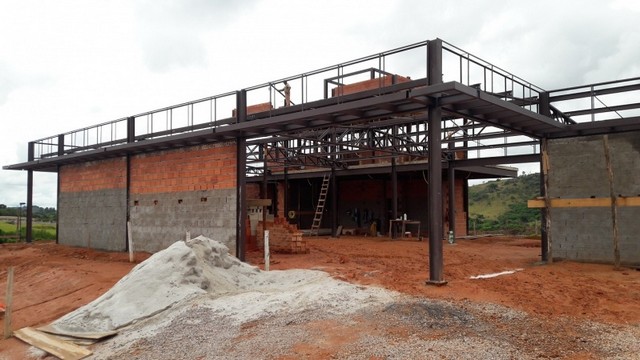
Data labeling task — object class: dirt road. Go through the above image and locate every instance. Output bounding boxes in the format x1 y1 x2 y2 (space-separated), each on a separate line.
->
1 236 639 359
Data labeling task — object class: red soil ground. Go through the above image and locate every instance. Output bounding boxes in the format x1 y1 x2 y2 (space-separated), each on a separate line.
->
1 236 639 358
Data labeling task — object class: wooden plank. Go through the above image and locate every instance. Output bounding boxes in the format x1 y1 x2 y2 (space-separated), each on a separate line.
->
247 198 272 207
528 196 640 208
38 324 117 340
3 267 14 339
14 327 92 360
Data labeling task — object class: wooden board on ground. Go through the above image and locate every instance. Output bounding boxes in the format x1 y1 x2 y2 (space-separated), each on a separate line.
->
37 324 117 345
14 327 92 360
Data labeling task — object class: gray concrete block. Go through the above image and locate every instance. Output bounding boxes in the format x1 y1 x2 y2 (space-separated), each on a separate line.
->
58 188 127 251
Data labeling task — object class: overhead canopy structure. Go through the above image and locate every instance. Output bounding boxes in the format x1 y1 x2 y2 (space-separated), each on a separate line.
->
5 38 640 283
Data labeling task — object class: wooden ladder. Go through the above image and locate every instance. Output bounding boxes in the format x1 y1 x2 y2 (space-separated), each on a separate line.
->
310 174 330 236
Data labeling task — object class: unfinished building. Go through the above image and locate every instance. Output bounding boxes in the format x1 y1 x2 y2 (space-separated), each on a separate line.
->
5 38 640 282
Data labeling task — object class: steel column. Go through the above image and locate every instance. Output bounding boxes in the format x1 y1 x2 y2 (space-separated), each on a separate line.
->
538 92 551 262
236 90 247 261
427 38 445 285
331 167 337 237
284 166 289 222
26 170 33 243
448 164 455 238
26 142 34 243
127 116 135 143
391 157 398 237
262 144 268 226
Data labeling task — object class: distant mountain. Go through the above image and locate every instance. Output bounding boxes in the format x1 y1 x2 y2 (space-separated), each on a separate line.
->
468 173 541 234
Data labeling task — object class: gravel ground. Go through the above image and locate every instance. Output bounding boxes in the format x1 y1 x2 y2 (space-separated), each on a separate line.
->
87 293 640 359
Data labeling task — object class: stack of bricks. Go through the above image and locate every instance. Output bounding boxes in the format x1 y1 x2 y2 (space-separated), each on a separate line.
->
255 217 308 254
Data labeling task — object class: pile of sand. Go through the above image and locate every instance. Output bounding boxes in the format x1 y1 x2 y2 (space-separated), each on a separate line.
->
50 236 397 336
50 236 261 333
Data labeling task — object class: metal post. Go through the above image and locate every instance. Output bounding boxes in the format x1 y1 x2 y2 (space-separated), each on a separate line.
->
26 171 33 243
391 157 398 238
284 165 289 222
448 164 456 239
57 134 65 156
538 92 551 262
331 167 337 237
262 144 268 227
427 38 445 285
127 116 135 143
236 90 247 261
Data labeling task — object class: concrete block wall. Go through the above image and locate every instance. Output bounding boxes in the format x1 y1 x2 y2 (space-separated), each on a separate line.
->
548 132 640 265
129 142 237 253
58 158 127 251
256 218 308 254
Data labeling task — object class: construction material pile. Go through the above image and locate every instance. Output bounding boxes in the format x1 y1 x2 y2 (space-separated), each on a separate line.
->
48 236 396 336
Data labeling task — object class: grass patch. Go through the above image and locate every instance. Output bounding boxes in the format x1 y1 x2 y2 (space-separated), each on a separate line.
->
0 221 57 242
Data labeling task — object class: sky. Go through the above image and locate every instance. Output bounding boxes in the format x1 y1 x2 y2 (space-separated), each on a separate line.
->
2 0 639 208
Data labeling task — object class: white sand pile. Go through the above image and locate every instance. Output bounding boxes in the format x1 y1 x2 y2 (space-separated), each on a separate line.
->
50 236 261 333
50 236 398 337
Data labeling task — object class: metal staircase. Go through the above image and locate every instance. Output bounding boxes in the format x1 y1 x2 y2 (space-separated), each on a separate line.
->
310 174 330 236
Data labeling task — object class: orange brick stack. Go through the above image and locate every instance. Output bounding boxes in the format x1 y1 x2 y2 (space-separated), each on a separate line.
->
331 74 410 97
256 217 308 254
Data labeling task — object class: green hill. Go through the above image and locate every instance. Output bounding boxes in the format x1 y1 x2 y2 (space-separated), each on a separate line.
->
468 173 541 234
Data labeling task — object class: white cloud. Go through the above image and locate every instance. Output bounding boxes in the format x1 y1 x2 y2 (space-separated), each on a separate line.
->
1 0 638 207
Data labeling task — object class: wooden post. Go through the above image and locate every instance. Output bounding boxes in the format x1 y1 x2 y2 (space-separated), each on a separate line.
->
4 267 14 339
541 138 553 263
127 221 134 263
603 135 621 269
264 230 270 271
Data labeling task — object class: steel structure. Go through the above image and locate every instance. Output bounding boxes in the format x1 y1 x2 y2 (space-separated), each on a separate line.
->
5 38 640 284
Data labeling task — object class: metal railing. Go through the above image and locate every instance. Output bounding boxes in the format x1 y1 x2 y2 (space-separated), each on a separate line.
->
28 38 554 162
548 76 640 123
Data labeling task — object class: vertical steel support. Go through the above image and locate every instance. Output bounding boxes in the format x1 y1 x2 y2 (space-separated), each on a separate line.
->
262 144 268 226
538 92 551 262
448 164 455 238
56 165 60 244
57 134 65 156
331 167 337 237
127 116 135 143
427 38 445 285
26 171 33 243
236 90 247 261
284 166 289 222
391 157 398 237
125 154 131 251
26 142 34 243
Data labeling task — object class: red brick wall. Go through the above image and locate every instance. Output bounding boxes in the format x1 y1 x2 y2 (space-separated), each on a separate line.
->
246 183 261 199
130 142 236 194
60 158 126 193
